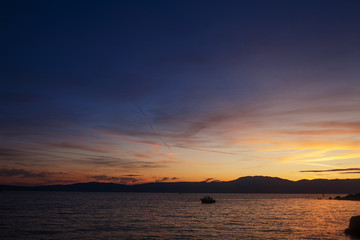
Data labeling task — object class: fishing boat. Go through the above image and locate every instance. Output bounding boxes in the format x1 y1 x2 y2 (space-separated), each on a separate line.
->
201 196 216 204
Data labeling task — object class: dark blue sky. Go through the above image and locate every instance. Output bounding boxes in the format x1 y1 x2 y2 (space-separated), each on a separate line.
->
1 0 360 185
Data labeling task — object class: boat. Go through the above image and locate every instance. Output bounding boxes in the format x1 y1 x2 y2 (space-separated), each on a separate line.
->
201 196 216 204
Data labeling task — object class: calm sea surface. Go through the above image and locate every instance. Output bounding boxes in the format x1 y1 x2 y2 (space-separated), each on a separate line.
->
1 192 360 240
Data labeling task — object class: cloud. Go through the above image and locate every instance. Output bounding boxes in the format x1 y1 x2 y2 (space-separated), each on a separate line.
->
281 121 360 136
174 145 238 155
202 178 221 183
203 178 214 182
40 179 78 185
302 121 360 129
273 104 360 117
0 143 166 171
155 177 179 183
134 153 151 159
0 148 26 157
300 168 360 173
46 142 114 153
85 157 123 166
157 160 183 164
84 156 163 169
0 168 60 179
282 130 360 135
90 175 141 184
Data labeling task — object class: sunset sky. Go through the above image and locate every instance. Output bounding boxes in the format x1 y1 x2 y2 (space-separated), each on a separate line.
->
1 0 360 185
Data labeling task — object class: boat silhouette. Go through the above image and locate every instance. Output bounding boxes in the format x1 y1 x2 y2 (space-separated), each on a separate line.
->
201 196 216 203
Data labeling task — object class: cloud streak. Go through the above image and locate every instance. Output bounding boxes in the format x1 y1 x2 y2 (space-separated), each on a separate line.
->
300 168 360 173
90 175 142 184
45 142 116 153
155 177 179 183
0 168 61 179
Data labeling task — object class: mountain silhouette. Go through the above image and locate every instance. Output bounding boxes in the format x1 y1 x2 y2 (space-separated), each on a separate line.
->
1 176 360 193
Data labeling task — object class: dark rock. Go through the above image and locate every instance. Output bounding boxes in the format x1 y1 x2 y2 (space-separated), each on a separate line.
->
345 216 360 236
342 193 360 201
335 193 360 201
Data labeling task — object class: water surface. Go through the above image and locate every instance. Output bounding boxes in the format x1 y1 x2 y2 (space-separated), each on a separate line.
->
1 192 359 239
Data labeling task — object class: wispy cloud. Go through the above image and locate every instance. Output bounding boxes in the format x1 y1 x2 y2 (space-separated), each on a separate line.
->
202 177 221 183
154 177 179 183
281 130 360 135
83 156 163 169
174 145 238 155
300 168 360 173
90 175 142 184
0 147 26 157
45 142 118 153
302 121 360 129
0 168 62 179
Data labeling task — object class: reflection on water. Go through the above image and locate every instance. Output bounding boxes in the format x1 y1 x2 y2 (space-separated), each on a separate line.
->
0 192 359 239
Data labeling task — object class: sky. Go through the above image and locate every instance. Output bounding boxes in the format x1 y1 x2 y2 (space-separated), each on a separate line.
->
1 0 360 185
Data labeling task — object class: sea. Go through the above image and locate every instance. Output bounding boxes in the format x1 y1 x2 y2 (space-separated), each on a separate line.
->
1 192 360 240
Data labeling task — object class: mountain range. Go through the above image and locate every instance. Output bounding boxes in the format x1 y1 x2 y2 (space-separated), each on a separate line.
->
1 176 360 193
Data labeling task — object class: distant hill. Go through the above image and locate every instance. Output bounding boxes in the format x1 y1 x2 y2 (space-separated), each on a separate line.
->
1 176 360 193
